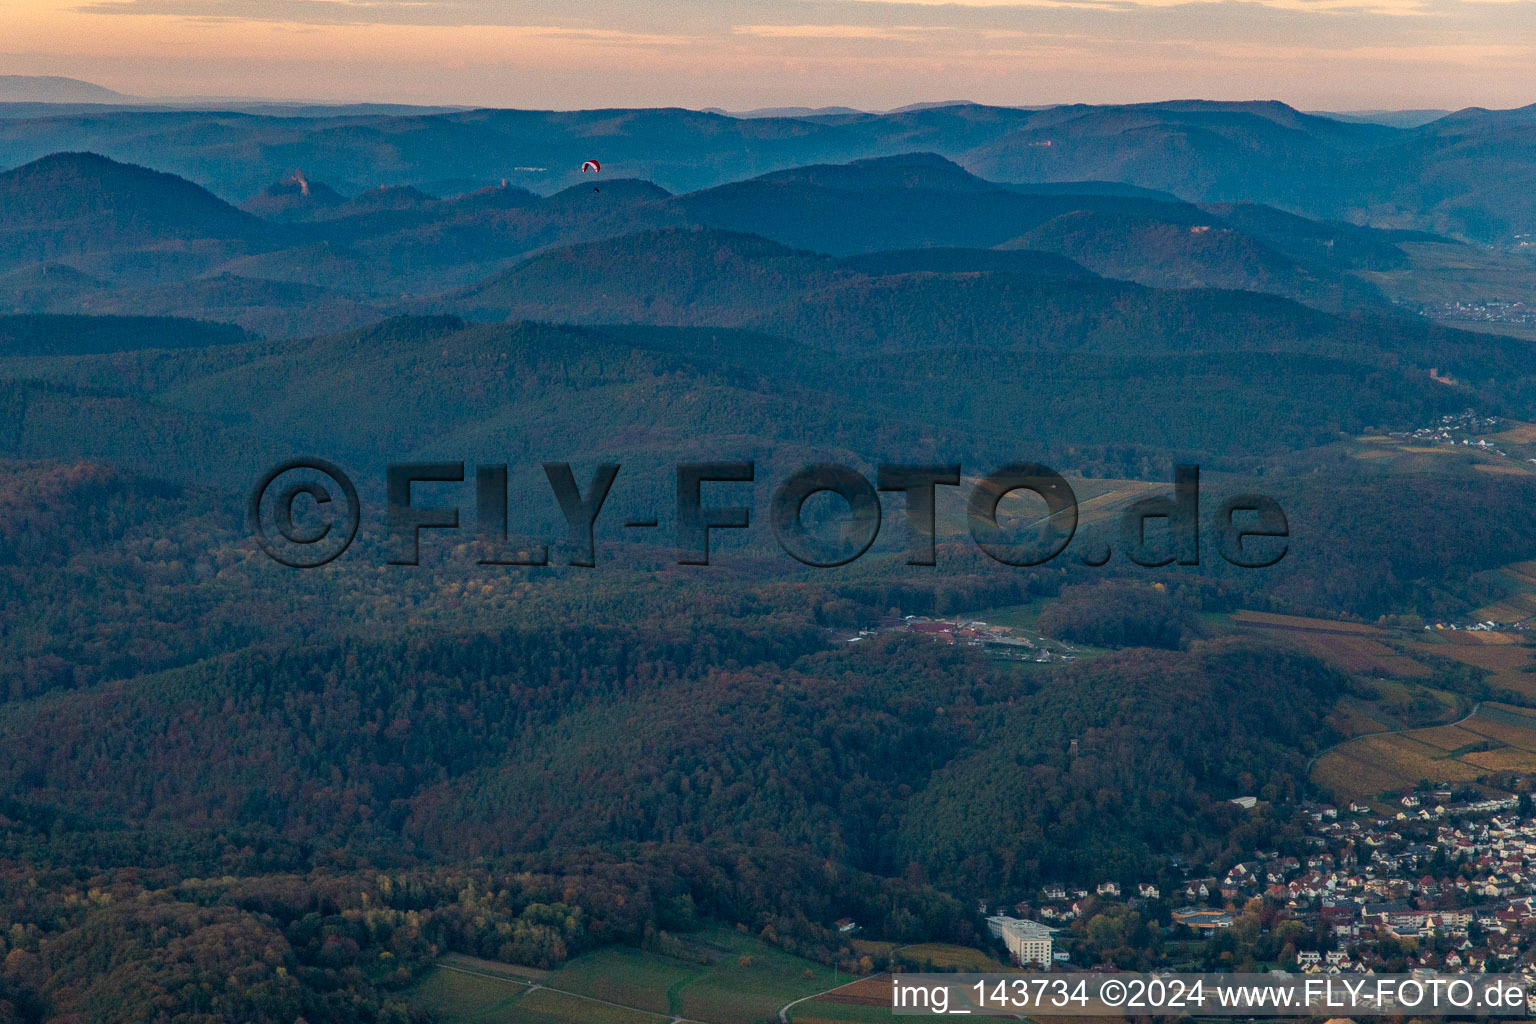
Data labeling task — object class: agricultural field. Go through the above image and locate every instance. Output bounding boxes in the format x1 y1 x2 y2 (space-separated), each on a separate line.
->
890 943 1011 972
1490 423 1536 446
1407 636 1536 700
412 967 539 1024
1359 244 1536 309
669 945 842 1024
545 945 695 1014
968 601 1109 663
1231 611 1430 677
1231 611 1384 635
1464 702 1536 739
788 976 894 1024
969 600 1051 632
1216 608 1536 800
507 988 665 1024
436 955 549 983
1343 432 1533 478
1312 703 1536 807
411 929 852 1024
849 940 898 959
1295 633 1429 677
412 964 668 1024
922 475 1161 542
786 1005 894 1024
982 476 1164 531
1326 700 1398 740
1313 732 1485 804
1054 477 1165 529
1470 560 1536 626
1322 676 1468 738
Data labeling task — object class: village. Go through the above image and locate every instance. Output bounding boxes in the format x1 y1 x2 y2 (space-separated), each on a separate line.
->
1423 300 1536 330
985 784 1536 984
1392 410 1513 459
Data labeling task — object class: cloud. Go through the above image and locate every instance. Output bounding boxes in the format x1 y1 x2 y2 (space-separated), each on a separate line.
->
839 0 1449 13
501 26 692 45
840 0 1153 5
67 0 706 33
1209 39 1536 58
732 23 946 38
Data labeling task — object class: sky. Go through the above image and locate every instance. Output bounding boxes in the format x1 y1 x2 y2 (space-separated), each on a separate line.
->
0 0 1532 111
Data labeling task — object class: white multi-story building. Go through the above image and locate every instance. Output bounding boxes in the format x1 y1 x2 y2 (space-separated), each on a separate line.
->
987 916 1054 967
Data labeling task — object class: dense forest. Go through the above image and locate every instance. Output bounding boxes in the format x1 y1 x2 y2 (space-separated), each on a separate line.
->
0 573 1349 1018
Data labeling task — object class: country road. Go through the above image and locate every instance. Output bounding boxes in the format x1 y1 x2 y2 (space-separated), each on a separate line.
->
1303 699 1483 780
778 976 865 1024
437 952 863 1024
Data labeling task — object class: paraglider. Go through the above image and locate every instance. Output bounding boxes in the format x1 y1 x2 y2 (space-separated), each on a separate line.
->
582 159 602 192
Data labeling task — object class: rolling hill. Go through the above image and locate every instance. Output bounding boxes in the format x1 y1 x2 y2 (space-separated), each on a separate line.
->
238 172 346 221
0 149 1443 334
452 227 853 325
0 152 263 245
668 153 1213 255
0 151 269 273
959 100 1390 211
3 281 1526 490
3 99 1531 241
1001 210 1388 311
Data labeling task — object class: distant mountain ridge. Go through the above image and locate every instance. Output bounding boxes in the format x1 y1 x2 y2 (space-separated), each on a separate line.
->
0 148 1503 336
1 98 1534 241
0 76 130 104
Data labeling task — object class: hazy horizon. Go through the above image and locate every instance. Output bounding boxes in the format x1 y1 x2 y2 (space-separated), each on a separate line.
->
3 0 1532 112
0 77 1501 118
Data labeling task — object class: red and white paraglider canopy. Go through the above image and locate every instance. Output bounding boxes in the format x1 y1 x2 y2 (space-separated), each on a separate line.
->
581 160 601 173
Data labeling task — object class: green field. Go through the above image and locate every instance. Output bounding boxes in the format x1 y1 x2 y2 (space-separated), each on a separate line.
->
411 928 852 1024
411 968 543 1024
505 987 667 1024
968 599 1054 632
788 1005 896 1024
546 945 693 1014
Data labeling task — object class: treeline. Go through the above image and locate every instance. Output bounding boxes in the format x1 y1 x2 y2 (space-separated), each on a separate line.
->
1036 581 1195 649
0 313 250 356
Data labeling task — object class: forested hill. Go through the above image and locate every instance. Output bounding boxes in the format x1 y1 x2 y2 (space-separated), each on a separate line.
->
1 149 1521 336
0 100 1533 241
0 305 1527 507
0 619 1340 889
